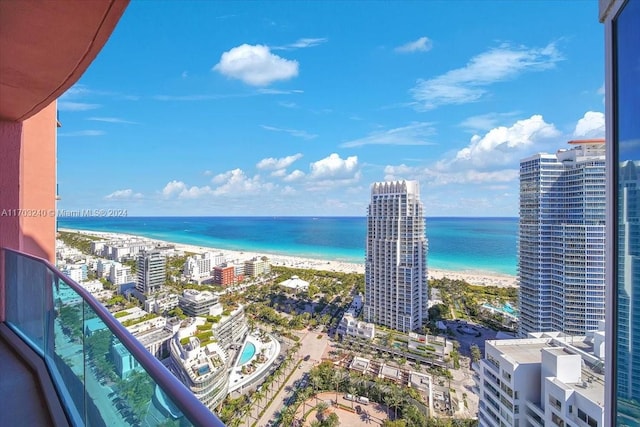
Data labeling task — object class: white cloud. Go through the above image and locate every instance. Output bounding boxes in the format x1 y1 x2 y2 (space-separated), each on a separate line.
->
383 115 560 187
270 169 287 177
452 115 561 168
58 102 101 111
273 37 328 50
104 189 142 200
261 125 317 140
340 122 437 148
257 153 303 170
212 168 272 195
395 36 432 53
383 164 519 186
87 117 137 124
58 130 105 137
213 44 299 86
161 180 212 199
411 42 563 109
162 180 187 197
283 170 305 182
180 185 213 199
573 111 605 138
309 153 359 181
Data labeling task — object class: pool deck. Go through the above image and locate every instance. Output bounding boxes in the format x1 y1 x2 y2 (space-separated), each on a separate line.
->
228 332 280 393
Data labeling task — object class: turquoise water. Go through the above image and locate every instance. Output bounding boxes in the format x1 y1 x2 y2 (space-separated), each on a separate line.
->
483 302 520 317
58 216 518 275
238 342 256 365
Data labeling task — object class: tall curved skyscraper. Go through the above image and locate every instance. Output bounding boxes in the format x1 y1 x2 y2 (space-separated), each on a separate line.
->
518 140 606 337
363 180 428 333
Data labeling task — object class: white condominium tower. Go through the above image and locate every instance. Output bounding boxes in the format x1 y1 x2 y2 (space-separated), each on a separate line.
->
136 250 166 295
519 139 606 336
364 180 428 333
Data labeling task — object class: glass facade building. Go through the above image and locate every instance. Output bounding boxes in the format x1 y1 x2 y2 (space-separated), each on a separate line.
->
602 0 640 424
518 141 606 337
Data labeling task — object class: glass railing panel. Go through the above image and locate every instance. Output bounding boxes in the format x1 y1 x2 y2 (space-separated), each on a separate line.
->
48 275 86 425
5 250 47 352
3 249 222 427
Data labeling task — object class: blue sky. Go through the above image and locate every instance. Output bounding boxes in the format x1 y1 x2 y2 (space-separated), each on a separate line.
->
57 1 605 217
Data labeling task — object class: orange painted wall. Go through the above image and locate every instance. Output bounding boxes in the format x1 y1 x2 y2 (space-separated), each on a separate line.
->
20 102 57 262
0 101 56 263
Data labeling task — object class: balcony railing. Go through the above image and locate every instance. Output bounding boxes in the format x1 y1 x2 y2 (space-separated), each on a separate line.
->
2 248 225 427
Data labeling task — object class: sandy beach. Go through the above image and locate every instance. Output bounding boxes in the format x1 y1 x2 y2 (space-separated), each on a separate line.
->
60 228 517 288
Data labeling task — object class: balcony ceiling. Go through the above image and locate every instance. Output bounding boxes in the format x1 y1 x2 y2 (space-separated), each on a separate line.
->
0 0 128 122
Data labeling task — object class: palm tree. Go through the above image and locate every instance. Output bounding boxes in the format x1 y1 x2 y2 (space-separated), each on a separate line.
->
325 412 340 427
254 389 265 411
298 387 313 415
311 375 323 396
334 370 346 403
315 401 329 421
347 384 357 409
280 405 296 426
387 387 404 420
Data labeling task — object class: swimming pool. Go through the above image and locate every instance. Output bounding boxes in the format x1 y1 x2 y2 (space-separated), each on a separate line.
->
238 341 256 366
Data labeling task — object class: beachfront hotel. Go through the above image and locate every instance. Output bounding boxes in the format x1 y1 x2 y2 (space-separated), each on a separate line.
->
363 180 428 333
518 140 606 337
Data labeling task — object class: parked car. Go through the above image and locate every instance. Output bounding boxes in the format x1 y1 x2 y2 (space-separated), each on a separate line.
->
356 396 370 405
344 394 355 401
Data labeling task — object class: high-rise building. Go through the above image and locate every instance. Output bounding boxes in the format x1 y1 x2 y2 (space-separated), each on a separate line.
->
363 180 428 333
478 326 605 427
614 160 640 420
601 1 640 422
136 250 166 295
518 140 606 337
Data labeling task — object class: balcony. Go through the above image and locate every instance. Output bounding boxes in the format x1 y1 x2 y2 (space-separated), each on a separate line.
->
1 248 225 427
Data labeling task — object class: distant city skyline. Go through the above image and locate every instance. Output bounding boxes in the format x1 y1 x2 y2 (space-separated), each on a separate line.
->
57 1 605 217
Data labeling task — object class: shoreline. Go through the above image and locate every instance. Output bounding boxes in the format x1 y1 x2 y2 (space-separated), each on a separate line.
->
59 228 518 288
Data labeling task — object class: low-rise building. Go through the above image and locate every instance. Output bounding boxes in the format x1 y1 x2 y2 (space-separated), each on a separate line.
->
179 289 223 318
61 263 87 283
145 293 180 314
278 275 309 292
213 265 235 286
109 262 133 285
337 312 376 340
183 252 225 282
478 324 605 427
244 257 270 277
97 259 116 278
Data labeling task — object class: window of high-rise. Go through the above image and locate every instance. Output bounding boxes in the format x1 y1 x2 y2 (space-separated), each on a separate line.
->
602 0 640 424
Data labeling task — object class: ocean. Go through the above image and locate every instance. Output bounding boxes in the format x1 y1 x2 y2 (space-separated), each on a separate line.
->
57 217 518 276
